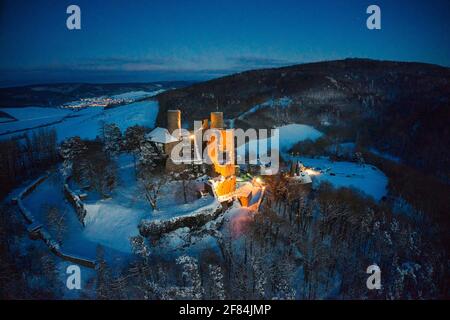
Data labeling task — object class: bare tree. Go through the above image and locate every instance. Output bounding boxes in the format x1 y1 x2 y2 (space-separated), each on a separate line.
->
43 204 66 245
139 175 166 210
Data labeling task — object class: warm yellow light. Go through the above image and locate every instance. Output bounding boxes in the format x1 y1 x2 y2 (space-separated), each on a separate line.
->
189 134 195 140
255 177 263 184
305 169 320 176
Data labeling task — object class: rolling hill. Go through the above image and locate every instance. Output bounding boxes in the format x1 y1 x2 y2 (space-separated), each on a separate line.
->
155 58 450 182
0 81 193 108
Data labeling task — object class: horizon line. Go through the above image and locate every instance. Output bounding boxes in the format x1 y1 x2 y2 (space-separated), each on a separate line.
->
1 57 449 89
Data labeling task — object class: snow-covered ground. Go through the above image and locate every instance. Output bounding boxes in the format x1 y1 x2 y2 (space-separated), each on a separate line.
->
289 156 388 201
0 106 72 121
81 154 149 253
0 117 14 123
80 155 219 253
234 122 386 201
276 124 324 151
15 153 221 260
83 199 148 253
21 174 127 262
20 155 152 257
236 96 293 121
111 89 164 100
236 123 324 156
17 155 146 258
0 107 73 135
0 100 160 142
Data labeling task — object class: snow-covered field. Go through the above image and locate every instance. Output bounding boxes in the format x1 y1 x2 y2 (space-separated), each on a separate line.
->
234 122 386 200
17 155 148 257
290 156 388 201
83 199 148 253
0 100 160 142
22 175 107 260
0 107 73 135
0 106 72 121
276 124 324 150
111 89 164 100
81 154 149 253
81 155 218 253
0 117 14 123
237 123 324 155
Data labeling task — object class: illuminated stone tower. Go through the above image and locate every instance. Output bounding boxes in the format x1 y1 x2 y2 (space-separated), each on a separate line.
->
208 112 236 196
165 109 182 172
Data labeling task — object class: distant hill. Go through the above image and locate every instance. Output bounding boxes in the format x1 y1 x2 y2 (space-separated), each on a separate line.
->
155 58 450 182
0 81 194 108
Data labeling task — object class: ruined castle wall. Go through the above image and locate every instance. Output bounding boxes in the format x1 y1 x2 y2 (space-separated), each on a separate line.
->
165 109 184 172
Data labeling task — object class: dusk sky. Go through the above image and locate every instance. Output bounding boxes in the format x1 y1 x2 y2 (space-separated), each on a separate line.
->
1 0 449 86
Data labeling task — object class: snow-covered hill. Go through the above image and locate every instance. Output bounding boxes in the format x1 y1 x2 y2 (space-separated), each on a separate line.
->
236 123 324 155
290 156 388 201
0 107 73 135
0 100 160 142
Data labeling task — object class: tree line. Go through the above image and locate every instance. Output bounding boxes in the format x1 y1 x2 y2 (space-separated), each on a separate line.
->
94 176 448 299
0 128 58 199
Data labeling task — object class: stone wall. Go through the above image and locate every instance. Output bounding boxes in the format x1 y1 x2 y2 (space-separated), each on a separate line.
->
14 174 95 269
63 176 87 227
139 203 223 240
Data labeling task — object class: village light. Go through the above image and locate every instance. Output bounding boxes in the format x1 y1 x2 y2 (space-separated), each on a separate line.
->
305 168 320 176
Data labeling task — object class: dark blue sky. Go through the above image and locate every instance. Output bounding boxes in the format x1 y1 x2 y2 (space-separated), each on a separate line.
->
1 0 449 86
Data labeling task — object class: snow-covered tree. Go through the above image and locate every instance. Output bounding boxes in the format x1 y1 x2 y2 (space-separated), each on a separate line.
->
124 125 147 175
101 123 122 156
124 125 146 152
95 245 113 299
139 175 166 210
68 139 117 197
252 257 266 299
162 255 203 299
40 254 61 296
43 204 66 245
60 136 86 177
208 264 225 300
138 140 160 171
111 274 129 299
130 235 151 259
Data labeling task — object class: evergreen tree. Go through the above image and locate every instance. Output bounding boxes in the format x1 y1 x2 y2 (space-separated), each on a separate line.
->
95 245 113 299
102 123 122 156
